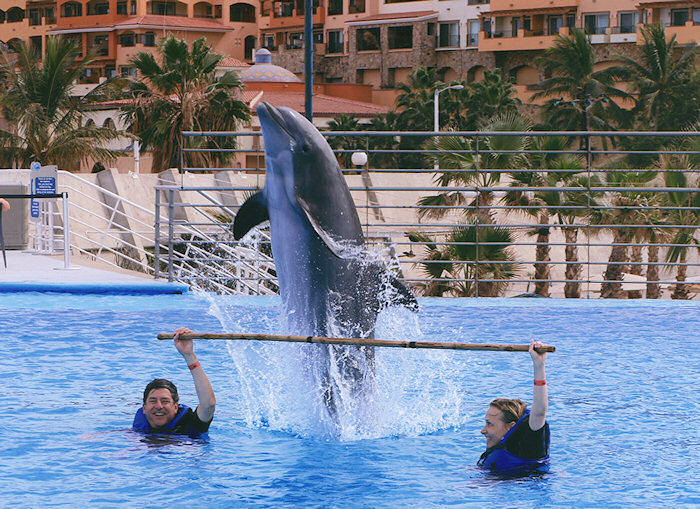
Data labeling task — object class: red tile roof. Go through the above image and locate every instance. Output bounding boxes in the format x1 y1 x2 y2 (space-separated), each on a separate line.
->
218 56 249 68
114 15 231 31
248 91 389 118
349 11 438 23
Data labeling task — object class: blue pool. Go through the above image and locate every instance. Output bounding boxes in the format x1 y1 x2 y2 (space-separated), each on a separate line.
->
1 293 698 507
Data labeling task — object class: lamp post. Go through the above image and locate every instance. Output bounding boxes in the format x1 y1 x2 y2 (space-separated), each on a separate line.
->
433 84 464 170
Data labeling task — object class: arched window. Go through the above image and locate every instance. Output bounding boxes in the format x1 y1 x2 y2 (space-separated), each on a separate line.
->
102 118 116 129
7 7 25 23
7 38 23 52
85 119 96 127
509 65 539 86
0 10 7 23
193 1 213 18
467 65 485 83
119 31 136 47
230 3 255 22
87 0 110 15
61 2 82 17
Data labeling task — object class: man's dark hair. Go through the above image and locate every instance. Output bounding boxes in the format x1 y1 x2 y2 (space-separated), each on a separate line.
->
143 379 179 403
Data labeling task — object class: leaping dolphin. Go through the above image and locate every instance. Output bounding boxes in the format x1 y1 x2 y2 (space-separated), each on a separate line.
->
233 102 417 417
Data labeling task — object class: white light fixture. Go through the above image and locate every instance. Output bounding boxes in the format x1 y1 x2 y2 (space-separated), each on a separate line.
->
351 151 368 167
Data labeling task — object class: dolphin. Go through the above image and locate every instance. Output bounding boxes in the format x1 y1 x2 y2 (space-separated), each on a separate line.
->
233 102 417 416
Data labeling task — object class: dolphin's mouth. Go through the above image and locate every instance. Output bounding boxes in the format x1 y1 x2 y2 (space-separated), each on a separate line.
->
258 102 296 141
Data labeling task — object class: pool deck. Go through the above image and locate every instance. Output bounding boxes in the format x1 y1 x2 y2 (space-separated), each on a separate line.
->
0 250 189 294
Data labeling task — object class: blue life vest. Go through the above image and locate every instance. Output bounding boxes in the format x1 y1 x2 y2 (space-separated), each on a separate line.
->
478 410 550 474
132 404 190 432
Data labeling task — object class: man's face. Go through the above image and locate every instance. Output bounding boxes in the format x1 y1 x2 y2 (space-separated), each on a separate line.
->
143 388 179 429
481 406 515 448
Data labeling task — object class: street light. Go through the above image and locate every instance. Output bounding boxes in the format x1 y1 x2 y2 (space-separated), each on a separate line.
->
433 84 464 170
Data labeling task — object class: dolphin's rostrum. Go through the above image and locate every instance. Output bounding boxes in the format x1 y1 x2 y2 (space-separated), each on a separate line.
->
233 102 417 421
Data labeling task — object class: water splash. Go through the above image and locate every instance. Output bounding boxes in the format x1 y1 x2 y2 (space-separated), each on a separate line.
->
203 292 471 441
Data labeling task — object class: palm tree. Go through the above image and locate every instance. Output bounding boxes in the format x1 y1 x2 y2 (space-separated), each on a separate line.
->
614 24 698 131
532 28 630 134
407 220 520 297
660 163 700 299
326 113 363 169
455 69 521 130
505 137 594 297
121 36 250 173
0 37 125 168
420 112 531 222
594 170 658 298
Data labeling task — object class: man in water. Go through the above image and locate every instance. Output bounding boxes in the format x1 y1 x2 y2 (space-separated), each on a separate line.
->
133 327 216 434
478 340 549 473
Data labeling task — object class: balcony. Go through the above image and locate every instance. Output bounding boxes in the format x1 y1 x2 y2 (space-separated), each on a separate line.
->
479 26 570 51
490 0 576 10
610 25 638 43
658 20 700 45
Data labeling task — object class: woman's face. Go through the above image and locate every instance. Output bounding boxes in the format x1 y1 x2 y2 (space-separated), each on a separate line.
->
481 406 515 448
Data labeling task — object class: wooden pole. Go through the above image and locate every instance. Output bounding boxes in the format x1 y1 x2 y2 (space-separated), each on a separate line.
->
156 333 555 353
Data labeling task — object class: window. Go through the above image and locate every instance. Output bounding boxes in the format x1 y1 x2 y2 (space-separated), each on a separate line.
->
357 27 380 51
7 7 24 22
313 31 323 44
61 2 82 17
287 32 303 49
467 20 480 46
671 9 689 27
151 2 176 15
348 0 364 14
29 8 41 25
44 7 56 23
327 30 343 54
87 2 110 15
120 66 137 77
388 25 412 49
262 34 275 50
523 16 531 31
230 3 255 22
328 0 341 15
117 1 127 14
30 36 42 54
618 12 638 33
438 22 459 48
143 32 156 46
584 13 609 34
119 33 136 46
548 15 562 35
511 18 521 36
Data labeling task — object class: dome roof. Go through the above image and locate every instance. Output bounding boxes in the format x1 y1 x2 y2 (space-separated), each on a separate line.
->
240 49 302 83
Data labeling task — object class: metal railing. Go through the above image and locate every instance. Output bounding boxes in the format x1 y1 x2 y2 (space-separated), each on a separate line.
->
173 129 700 299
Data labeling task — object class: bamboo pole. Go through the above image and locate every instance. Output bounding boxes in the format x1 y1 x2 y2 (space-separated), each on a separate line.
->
156 333 555 353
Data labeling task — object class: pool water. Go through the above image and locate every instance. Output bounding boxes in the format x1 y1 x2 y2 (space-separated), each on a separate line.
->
1 293 698 507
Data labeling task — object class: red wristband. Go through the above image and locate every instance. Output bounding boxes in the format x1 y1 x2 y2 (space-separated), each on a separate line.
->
188 361 200 371
534 379 546 386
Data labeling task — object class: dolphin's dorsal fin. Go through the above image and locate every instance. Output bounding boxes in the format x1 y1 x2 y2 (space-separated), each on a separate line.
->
297 196 347 258
233 191 269 240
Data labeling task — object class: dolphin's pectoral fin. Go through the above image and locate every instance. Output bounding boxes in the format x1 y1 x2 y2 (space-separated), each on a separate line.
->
297 196 345 258
233 191 269 240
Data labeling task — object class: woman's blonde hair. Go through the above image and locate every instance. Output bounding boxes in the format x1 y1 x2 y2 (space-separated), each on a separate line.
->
489 398 527 424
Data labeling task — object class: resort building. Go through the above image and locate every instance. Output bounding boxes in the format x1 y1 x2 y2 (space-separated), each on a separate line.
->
1 0 699 101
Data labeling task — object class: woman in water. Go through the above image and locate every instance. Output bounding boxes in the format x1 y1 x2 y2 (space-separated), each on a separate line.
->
478 340 549 473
